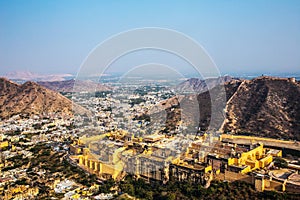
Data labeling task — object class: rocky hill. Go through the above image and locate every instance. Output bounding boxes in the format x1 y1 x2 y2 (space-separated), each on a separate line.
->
0 78 88 119
175 76 238 93
37 79 111 93
161 77 300 140
222 77 300 140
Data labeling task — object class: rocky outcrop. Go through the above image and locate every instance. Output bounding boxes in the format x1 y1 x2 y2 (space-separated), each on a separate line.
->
0 78 88 119
223 77 300 140
164 76 300 140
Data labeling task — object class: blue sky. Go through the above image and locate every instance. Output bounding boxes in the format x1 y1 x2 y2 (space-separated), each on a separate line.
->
0 0 299 75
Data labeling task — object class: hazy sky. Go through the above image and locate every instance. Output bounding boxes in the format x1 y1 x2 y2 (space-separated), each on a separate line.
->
0 0 300 75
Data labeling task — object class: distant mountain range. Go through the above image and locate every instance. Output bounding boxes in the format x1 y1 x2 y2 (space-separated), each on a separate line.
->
3 71 73 82
163 76 300 140
0 78 88 119
37 79 111 93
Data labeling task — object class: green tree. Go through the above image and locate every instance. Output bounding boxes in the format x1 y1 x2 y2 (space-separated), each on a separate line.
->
167 193 176 200
120 183 135 196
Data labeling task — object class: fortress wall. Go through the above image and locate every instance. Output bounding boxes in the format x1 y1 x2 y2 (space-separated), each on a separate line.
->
221 135 300 151
224 171 253 184
285 182 300 193
214 173 225 181
267 180 283 191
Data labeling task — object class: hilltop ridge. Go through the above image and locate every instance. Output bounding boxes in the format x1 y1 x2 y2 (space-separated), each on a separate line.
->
222 76 300 140
163 76 300 140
